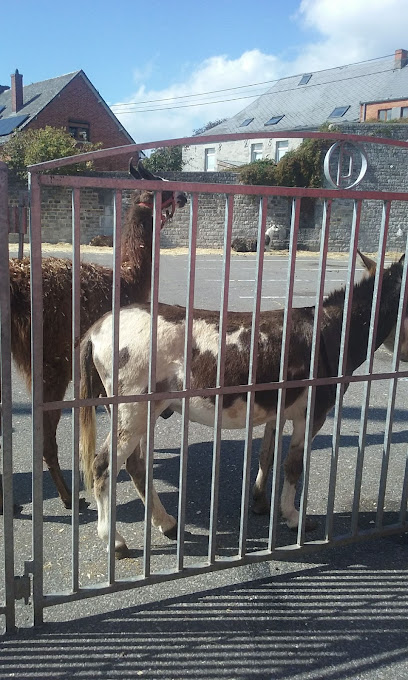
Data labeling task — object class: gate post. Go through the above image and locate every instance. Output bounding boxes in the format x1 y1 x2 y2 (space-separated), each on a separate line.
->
0 161 17 632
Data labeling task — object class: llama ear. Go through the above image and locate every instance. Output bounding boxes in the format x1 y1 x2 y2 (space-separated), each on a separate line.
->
357 249 377 275
135 161 164 182
129 158 142 179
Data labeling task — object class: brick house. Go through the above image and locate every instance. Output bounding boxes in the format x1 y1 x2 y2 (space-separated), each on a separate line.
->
183 48 408 171
0 69 134 170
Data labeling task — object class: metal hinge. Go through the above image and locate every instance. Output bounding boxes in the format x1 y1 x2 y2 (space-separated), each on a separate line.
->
14 560 33 604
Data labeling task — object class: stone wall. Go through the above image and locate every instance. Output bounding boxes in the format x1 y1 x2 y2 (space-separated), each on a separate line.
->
7 125 408 251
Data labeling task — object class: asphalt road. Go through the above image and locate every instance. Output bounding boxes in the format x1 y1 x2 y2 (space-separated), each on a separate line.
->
1 248 407 679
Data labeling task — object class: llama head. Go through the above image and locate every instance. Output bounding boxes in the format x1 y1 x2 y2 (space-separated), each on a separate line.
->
129 159 187 224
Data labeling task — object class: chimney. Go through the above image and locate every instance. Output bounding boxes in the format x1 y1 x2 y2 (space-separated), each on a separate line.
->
11 69 23 112
394 49 408 69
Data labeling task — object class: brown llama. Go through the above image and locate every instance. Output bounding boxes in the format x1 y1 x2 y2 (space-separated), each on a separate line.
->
0 160 187 513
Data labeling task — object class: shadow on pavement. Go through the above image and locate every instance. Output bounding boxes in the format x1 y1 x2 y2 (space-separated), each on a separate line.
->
1 534 407 680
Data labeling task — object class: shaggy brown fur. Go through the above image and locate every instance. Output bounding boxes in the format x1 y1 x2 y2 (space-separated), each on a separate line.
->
0 162 187 513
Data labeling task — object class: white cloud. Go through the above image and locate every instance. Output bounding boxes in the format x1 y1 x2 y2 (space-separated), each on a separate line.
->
113 50 284 144
113 0 408 144
296 0 408 69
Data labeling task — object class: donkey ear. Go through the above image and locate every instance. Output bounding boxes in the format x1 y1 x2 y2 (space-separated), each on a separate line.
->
129 158 142 179
136 161 164 182
357 249 377 275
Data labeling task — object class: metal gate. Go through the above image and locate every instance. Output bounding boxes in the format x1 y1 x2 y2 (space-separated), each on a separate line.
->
1 132 408 632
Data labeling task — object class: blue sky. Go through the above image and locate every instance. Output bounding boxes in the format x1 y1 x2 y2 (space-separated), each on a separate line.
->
2 0 407 143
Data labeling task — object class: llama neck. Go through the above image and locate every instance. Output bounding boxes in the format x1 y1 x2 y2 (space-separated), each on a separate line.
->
119 205 154 303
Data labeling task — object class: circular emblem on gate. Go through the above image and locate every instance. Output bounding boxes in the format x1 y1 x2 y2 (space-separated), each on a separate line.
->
323 141 368 189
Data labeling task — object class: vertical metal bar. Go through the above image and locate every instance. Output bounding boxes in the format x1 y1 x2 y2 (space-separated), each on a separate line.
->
376 236 408 529
143 190 162 577
0 162 16 632
108 190 122 584
351 201 390 535
297 199 332 546
177 193 196 571
238 196 267 558
208 194 233 564
18 204 26 258
399 453 408 525
325 199 362 540
71 188 81 591
29 171 44 625
268 197 300 551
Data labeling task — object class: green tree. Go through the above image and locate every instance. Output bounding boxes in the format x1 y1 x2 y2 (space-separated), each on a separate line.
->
0 126 101 180
193 119 226 136
143 146 184 172
238 131 332 188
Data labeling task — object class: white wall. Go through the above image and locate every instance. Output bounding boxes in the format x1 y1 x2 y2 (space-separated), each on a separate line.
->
182 137 302 171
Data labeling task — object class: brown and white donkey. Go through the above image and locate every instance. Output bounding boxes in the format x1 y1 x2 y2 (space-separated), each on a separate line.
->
79 252 408 556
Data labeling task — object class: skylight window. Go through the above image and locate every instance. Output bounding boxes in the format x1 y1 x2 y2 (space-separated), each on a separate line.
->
328 105 350 118
265 115 284 126
240 118 254 126
298 74 312 85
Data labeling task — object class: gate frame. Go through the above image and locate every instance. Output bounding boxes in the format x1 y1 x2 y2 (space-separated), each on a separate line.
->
2 131 408 630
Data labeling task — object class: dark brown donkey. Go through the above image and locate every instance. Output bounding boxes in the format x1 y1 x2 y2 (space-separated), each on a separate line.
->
0 160 187 513
79 254 407 555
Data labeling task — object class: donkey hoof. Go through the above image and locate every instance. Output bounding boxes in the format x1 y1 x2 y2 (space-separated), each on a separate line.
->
115 544 131 560
163 523 178 540
304 516 318 532
252 498 270 515
289 516 318 532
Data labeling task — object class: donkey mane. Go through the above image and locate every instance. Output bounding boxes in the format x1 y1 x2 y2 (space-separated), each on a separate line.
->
0 161 187 514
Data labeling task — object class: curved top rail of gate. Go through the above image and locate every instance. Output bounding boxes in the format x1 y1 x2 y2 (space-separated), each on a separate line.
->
26 130 408 180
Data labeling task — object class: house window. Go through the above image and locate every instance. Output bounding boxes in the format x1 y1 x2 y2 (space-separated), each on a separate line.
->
240 118 254 127
204 147 216 171
251 143 263 162
298 74 312 85
265 115 284 126
328 106 350 118
69 121 90 141
275 140 289 162
378 109 392 121
401 106 408 118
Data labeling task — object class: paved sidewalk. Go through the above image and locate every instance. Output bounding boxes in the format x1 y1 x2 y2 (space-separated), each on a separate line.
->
1 534 407 680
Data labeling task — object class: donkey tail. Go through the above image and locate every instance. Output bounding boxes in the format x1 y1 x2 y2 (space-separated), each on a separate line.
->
79 338 100 492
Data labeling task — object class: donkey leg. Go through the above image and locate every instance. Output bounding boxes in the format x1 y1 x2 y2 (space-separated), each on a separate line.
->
252 419 282 515
126 441 177 539
92 437 131 556
281 414 326 530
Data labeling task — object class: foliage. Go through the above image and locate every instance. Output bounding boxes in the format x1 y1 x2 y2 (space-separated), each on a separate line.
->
143 146 184 172
193 119 226 136
0 126 102 180
238 128 332 188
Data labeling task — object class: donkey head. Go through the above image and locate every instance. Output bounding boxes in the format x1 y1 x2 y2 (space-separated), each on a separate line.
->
358 249 408 361
129 158 187 226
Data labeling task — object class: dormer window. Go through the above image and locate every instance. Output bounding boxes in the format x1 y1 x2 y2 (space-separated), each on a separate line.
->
328 106 350 118
298 74 312 85
240 118 254 126
265 115 284 126
69 120 90 141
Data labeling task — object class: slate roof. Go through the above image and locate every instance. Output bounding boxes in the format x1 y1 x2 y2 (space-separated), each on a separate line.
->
0 70 134 143
203 53 408 136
